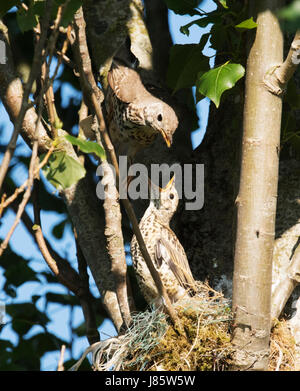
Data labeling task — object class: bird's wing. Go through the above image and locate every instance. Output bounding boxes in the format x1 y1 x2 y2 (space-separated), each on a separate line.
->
107 61 146 103
154 237 197 294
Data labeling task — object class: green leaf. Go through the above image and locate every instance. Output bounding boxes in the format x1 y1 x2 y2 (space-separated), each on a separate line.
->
0 0 21 17
235 17 258 30
41 151 86 190
65 135 106 160
180 13 220 36
196 62 245 107
16 6 38 32
167 44 209 92
163 0 203 15
278 0 300 32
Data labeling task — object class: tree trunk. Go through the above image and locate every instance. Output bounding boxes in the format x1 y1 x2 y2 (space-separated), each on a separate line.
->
232 0 283 370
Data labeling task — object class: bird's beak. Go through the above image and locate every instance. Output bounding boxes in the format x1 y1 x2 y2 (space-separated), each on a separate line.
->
159 129 172 148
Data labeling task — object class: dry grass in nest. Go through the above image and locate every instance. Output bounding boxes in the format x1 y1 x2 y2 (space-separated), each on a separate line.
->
269 319 296 371
70 283 234 371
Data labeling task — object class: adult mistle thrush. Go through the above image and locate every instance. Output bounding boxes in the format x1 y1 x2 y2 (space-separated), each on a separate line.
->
105 52 179 163
131 176 197 307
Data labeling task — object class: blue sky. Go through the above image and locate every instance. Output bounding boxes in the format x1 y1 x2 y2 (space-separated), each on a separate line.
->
0 0 216 370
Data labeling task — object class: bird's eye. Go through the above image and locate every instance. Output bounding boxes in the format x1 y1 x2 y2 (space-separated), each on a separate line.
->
169 193 174 200
157 114 163 121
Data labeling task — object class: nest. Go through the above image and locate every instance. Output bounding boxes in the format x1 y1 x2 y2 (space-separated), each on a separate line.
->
70 283 234 371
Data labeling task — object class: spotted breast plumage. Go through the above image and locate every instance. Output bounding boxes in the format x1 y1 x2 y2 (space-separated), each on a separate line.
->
130 176 197 307
105 54 179 163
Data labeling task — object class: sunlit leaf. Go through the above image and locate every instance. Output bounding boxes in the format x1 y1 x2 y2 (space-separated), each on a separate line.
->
196 62 245 107
180 13 220 35
41 151 86 190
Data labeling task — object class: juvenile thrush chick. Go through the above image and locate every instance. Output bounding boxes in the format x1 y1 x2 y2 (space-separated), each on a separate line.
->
105 58 179 163
131 176 197 307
